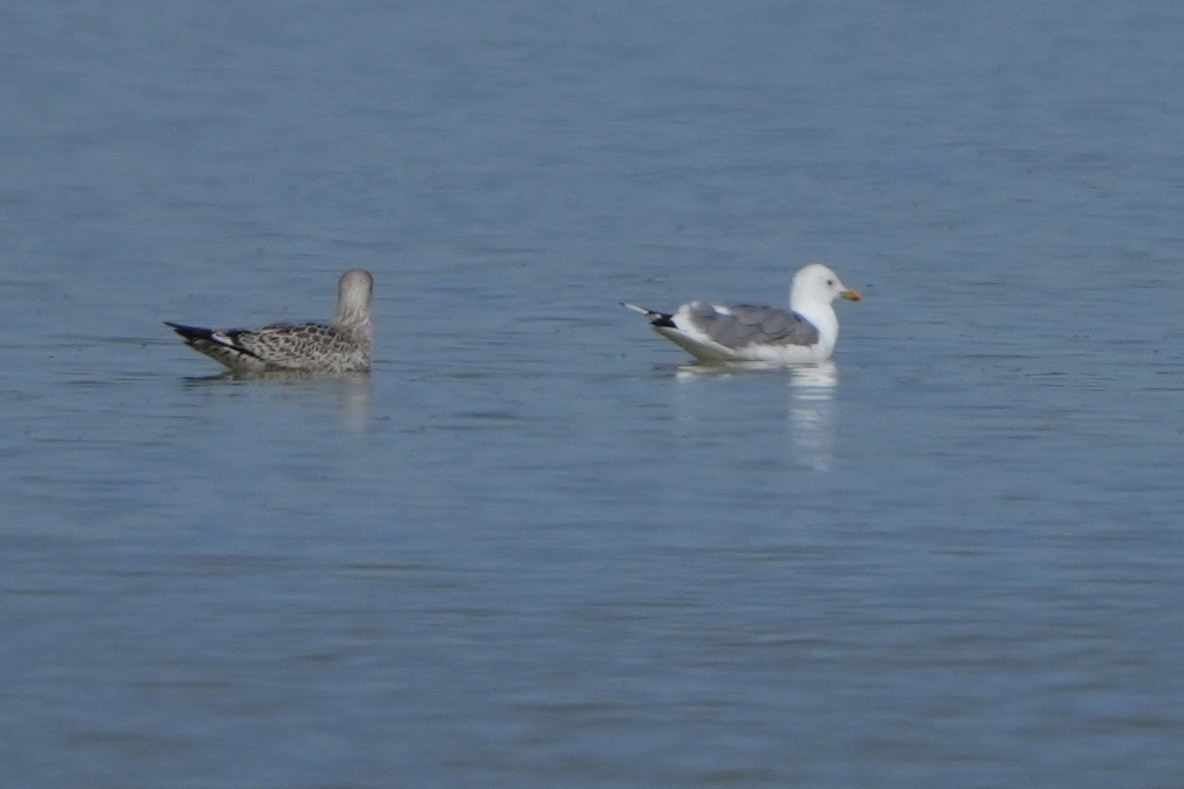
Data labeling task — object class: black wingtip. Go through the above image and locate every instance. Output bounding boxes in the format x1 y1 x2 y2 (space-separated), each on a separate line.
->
622 302 676 327
164 321 214 341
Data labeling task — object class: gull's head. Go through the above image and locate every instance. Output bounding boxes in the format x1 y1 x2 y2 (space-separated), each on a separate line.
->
791 263 861 309
333 269 375 332
338 268 374 310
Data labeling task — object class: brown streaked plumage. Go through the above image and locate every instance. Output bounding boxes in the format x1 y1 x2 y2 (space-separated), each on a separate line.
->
166 269 374 374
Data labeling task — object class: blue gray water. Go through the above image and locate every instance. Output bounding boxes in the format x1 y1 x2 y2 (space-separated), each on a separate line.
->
3 1 1184 786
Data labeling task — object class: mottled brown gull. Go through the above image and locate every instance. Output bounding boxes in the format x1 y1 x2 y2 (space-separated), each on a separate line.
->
166 268 374 373
624 263 860 363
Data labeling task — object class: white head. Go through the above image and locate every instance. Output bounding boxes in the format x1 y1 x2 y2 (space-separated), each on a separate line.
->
333 268 374 329
789 263 861 312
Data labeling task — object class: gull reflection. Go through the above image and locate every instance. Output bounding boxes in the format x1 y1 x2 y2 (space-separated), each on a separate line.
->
336 373 372 433
672 360 781 380
181 371 372 433
670 360 837 471
788 361 836 471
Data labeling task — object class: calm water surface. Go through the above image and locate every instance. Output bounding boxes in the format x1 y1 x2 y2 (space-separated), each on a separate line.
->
3 1 1184 786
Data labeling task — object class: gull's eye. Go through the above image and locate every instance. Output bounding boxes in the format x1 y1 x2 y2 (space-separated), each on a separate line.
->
826 279 834 286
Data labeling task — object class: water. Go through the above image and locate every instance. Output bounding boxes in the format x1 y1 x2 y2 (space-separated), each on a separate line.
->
3 1 1184 786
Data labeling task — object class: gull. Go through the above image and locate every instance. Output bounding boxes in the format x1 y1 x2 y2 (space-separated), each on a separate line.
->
166 268 374 373
624 262 860 363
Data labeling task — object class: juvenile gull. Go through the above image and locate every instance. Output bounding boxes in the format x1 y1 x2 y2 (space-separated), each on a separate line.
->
166 268 374 373
624 263 860 363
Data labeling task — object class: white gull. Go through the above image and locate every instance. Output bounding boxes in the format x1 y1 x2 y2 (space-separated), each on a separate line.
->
624 263 860 363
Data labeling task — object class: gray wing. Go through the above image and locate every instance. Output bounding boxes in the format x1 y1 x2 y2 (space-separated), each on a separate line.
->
683 302 820 349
